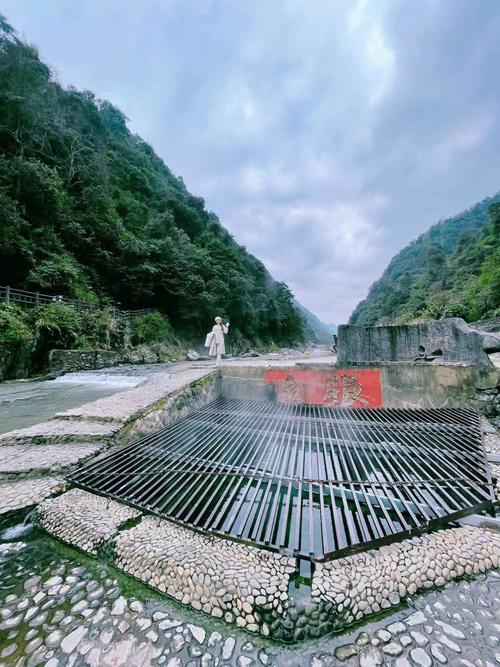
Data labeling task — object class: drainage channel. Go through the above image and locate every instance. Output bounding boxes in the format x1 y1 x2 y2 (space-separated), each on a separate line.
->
68 397 495 561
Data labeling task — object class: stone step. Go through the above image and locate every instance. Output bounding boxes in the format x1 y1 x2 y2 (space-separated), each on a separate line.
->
0 419 119 445
37 488 141 555
0 443 104 476
0 477 64 518
54 369 214 424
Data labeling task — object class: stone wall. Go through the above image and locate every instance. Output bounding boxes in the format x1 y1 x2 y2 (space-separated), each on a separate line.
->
312 526 499 629
219 362 500 414
47 343 182 376
115 372 219 443
114 515 295 636
337 318 499 366
36 488 141 555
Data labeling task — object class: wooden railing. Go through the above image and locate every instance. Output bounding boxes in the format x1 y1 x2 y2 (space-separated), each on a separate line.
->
0 286 156 319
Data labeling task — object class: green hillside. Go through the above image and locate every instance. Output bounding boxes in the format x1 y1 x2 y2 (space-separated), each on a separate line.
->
0 17 304 348
293 300 332 345
350 194 500 326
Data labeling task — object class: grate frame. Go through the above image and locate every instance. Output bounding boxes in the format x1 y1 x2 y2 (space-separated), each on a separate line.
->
68 397 496 561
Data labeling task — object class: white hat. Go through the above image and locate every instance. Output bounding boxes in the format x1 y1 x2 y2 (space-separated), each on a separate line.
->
215 316 222 322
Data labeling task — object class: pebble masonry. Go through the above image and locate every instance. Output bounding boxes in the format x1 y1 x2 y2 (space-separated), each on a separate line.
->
0 477 64 519
0 443 103 475
37 489 141 555
35 488 500 640
114 516 295 636
313 526 500 627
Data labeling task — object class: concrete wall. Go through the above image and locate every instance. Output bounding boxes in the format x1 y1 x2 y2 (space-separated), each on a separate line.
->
337 318 495 367
220 363 500 411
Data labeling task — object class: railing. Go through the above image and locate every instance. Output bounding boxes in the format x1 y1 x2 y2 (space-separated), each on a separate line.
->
0 285 156 319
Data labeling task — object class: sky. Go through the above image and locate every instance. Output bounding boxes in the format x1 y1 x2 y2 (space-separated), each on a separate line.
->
3 0 500 323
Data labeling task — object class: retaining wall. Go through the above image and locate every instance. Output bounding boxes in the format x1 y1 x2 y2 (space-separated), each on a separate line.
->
220 363 500 413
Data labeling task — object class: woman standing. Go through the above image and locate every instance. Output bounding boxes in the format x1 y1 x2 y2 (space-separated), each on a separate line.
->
209 316 229 366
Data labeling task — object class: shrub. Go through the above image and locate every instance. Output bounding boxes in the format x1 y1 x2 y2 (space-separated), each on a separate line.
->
79 308 127 349
30 303 81 364
131 311 172 345
0 304 33 379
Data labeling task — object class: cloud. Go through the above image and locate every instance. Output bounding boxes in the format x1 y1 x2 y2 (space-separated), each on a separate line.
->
2 0 500 322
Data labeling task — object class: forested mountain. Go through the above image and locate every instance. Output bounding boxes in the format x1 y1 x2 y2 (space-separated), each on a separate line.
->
0 17 305 347
293 301 332 344
350 194 500 326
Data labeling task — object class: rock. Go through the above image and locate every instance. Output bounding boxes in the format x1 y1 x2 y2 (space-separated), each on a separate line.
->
376 629 392 643
136 617 152 631
435 620 466 639
405 611 426 627
411 631 429 647
166 659 182 667
187 624 206 644
383 641 404 656
359 646 384 666
222 637 236 661
430 644 448 664
387 622 406 635
159 619 181 630
61 627 88 654
44 576 63 588
334 644 358 661
237 657 254 667
186 350 200 361
394 658 412 667
46 630 64 647
130 600 144 613
435 632 461 652
0 645 17 659
170 634 185 653
337 318 497 366
117 619 130 634
110 596 127 615
410 647 432 667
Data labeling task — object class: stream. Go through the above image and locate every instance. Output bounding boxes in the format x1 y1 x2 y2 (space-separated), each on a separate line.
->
0 363 173 434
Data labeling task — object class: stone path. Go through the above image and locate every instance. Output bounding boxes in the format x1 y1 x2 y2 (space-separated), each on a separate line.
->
0 365 216 518
0 444 103 476
0 421 119 444
0 528 499 667
0 479 63 519
55 367 215 423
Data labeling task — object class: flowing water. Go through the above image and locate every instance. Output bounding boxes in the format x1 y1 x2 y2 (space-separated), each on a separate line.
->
0 363 173 434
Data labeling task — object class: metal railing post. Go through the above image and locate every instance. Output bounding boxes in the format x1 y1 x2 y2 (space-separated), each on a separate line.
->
5 285 10 304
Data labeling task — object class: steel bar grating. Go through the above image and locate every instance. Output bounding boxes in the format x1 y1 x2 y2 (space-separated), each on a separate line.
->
68 397 495 561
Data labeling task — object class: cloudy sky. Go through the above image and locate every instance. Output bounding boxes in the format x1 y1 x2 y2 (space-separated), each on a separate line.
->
3 1 500 323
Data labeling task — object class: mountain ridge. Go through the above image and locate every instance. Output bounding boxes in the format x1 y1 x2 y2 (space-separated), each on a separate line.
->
349 193 500 326
0 17 324 348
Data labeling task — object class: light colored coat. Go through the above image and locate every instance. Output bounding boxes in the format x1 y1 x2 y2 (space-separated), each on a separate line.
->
209 323 228 356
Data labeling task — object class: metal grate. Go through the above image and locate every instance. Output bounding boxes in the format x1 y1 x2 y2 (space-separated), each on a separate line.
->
69 397 495 561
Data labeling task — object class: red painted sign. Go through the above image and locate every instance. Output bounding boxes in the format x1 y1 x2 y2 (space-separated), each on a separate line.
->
263 369 382 408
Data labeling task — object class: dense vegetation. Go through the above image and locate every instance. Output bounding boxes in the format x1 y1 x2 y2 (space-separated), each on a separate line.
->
350 194 500 326
0 17 309 352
